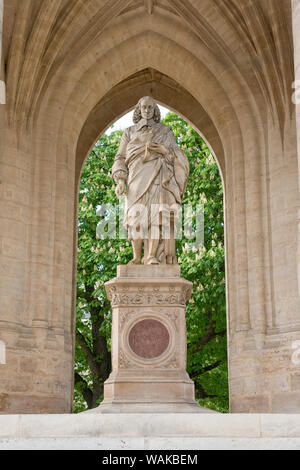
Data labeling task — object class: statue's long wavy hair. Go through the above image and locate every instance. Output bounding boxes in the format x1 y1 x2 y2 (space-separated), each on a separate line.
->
133 97 161 124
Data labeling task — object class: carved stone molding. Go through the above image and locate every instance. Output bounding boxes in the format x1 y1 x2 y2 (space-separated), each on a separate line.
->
117 310 180 369
107 284 191 307
118 308 181 333
119 350 132 369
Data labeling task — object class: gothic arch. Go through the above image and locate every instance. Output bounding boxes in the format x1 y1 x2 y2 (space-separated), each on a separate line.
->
1 0 299 413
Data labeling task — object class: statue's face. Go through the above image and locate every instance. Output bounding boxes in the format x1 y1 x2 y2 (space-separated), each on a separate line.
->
140 97 155 120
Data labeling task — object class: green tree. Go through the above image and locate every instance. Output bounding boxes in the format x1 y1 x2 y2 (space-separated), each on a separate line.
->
74 113 228 413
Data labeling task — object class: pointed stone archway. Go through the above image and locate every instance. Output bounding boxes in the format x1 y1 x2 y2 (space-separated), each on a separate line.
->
0 0 299 413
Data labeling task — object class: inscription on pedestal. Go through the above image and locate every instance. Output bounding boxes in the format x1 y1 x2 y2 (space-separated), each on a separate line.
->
106 284 191 307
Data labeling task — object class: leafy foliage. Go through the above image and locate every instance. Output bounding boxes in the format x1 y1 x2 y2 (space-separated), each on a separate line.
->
74 113 228 413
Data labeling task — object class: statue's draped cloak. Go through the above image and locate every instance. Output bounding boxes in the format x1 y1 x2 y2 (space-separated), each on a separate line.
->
112 120 189 237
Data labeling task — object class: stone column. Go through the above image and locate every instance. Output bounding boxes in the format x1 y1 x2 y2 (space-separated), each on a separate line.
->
0 0 5 104
94 265 214 413
292 0 300 298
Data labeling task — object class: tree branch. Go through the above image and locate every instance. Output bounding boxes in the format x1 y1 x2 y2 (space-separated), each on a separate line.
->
202 360 222 373
194 382 218 400
190 361 223 389
74 372 93 409
194 328 226 349
76 331 100 379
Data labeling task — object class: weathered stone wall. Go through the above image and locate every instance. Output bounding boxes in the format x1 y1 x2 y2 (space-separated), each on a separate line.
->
0 123 73 413
0 0 5 104
0 0 299 413
293 0 300 302
229 110 300 412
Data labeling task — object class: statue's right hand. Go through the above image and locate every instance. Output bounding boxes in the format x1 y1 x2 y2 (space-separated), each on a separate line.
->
116 180 125 198
147 142 167 155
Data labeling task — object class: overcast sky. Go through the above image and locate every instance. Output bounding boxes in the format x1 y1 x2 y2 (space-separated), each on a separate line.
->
106 105 170 134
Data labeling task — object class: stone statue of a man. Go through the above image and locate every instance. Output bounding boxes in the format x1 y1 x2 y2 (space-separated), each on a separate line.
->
112 96 189 265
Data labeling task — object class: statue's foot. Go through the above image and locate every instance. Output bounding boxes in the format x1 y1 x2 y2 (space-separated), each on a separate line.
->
166 255 177 264
128 257 141 265
147 256 160 265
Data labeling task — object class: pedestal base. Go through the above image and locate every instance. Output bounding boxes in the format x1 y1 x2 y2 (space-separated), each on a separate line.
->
93 402 213 413
96 369 211 413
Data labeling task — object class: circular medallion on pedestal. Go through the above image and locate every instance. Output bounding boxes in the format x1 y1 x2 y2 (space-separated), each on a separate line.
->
128 319 170 359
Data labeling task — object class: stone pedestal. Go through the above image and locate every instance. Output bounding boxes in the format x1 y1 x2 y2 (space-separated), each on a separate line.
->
95 265 214 413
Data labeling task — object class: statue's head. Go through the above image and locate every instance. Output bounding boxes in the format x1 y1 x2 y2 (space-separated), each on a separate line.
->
133 96 161 124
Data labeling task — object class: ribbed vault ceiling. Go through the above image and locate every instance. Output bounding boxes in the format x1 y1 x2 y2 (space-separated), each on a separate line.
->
2 0 294 135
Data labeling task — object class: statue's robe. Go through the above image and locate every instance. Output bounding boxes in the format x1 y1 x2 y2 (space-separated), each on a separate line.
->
112 118 189 251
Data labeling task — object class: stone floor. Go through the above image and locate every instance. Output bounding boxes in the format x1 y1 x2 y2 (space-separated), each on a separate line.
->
0 413 300 450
